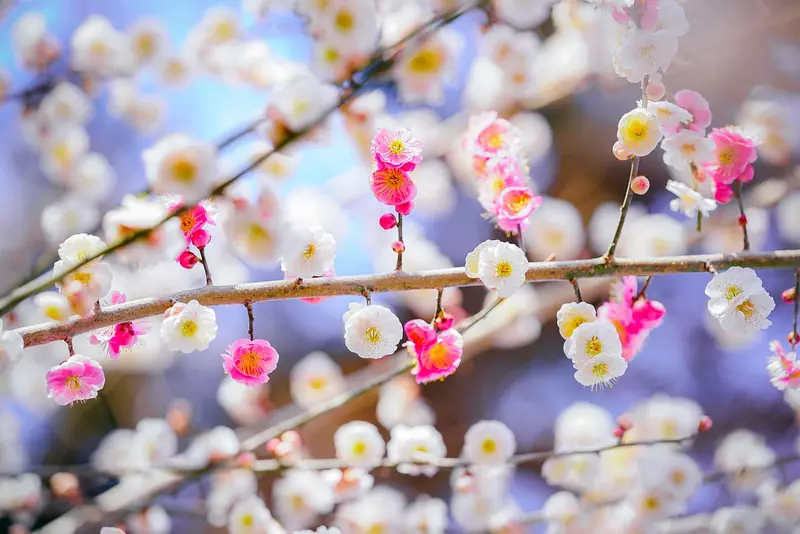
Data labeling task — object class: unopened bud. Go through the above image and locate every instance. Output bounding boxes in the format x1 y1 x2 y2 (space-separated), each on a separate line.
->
613 141 631 161
392 241 406 254
631 175 650 195
645 82 666 102
396 201 414 216
50 472 80 501
191 229 211 248
435 312 455 331
235 451 256 468
789 332 799 345
782 288 796 304
177 250 199 269
698 415 713 433
738 215 748 226
379 213 397 230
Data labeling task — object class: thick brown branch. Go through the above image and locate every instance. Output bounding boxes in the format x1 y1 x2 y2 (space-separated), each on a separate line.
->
18 250 800 348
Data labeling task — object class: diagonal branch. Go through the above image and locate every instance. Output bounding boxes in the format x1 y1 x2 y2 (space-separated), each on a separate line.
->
17 249 800 348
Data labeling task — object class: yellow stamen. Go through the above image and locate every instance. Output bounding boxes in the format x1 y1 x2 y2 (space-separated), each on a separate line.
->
725 285 743 301
237 350 262 376
72 272 92 285
240 514 254 527
334 9 354 31
309 377 326 390
352 440 366 455
495 261 512 278
736 300 756 318
171 159 197 183
180 320 198 337
643 495 660 511
718 147 735 166
562 316 587 338
481 439 496 454
585 337 603 357
592 363 609 378
364 326 381 344
389 139 405 155
407 48 443 74
302 244 316 259
65 376 82 391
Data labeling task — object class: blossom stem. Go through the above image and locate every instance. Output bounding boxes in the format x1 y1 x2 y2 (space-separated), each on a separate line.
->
197 247 213 286
635 275 653 301
569 277 582 302
604 76 649 261
734 181 750 251
245 301 254 341
433 288 444 323
18 250 800 348
517 224 526 256
696 210 702 232
64 337 74 356
793 269 799 350
395 212 404 271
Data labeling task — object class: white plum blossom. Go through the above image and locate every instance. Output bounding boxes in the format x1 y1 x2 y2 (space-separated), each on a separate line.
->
216 378 270 425
41 195 100 245
67 152 116 201
317 0 379 56
573 352 628 390
70 15 130 76
38 82 93 126
661 130 715 172
394 29 462 106
477 242 528 298
492 0 555 30
205 469 258 527
463 420 516 465
41 125 90 181
405 495 448 534
777 190 800 245
143 133 218 200
613 29 678 83
465 239 503 279
11 12 60 70
127 16 169 68
273 469 335 531
227 495 276 534
714 430 776 493
705 267 775 335
343 304 403 359
666 180 717 219
269 74 339 132
161 300 218 353
621 214 687 258
334 421 385 467
126 505 171 534
279 225 337 278
626 394 702 442
567 320 623 367
376 376 436 430
556 302 598 347
654 0 690 37
647 100 692 132
387 425 446 476
290 351 346 410
103 194 184 263
334 486 406 534
616 108 663 157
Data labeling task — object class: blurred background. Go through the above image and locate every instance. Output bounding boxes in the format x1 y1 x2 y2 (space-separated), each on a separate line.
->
1 0 800 532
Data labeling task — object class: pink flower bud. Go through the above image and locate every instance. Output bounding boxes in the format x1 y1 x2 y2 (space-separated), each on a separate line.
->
191 229 212 248
613 427 625 439
435 312 455 331
646 82 666 101
738 215 748 226
235 451 256 468
631 175 650 195
789 332 799 345
616 414 633 431
783 288 797 304
698 415 713 433
392 240 406 253
177 250 199 269
379 213 397 230
396 201 414 216
613 142 631 161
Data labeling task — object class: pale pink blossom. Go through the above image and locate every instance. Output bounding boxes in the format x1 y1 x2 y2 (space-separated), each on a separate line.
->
476 156 526 211
495 186 542 233
767 341 800 391
46 354 106 406
597 276 666 361
672 90 712 135
371 128 423 169
222 339 280 386
404 320 463 384
370 163 417 206
89 292 150 359
463 111 522 158
611 0 659 30
702 127 758 184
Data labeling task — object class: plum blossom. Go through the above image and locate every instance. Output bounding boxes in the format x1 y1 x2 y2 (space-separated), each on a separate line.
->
557 302 598 353
465 240 504 279
161 300 218 353
617 108 663 157
705 267 775 335
767 341 800 391
222 339 280 386
334 421 385 467
290 351 345 410
702 127 759 204
598 276 666 361
227 495 277 534
0 320 24 372
647 101 692 132
273 469 334 530
343 304 403 359
404 319 463 384
70 15 130 76
143 133 218 201
371 127 423 168
672 89 712 134
666 180 717 219
46 354 106 406
495 186 542 233
387 425 446 476
463 420 516 465
477 241 528 298
393 29 462 106
613 29 678 84
567 321 628 389
523 197 585 261
280 225 337 278
89 292 150 359
661 130 715 172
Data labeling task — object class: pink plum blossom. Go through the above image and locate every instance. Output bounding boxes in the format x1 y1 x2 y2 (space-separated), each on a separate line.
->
370 164 417 206
89 292 150 359
170 199 217 245
371 128 423 169
495 186 542 233
702 127 758 185
673 90 712 134
404 319 463 384
598 276 666 362
464 111 521 158
222 339 280 386
46 354 106 406
767 341 800 390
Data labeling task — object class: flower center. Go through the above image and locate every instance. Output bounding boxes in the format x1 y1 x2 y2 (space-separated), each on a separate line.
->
736 300 755 318
136 33 155 57
290 494 305 511
302 244 316 259
495 261 513 278
44 305 66 321
627 120 647 141
309 377 326 390
247 223 271 245
171 159 197 183
389 139 405 155
237 350 263 377
364 326 381 344
414 444 429 454
408 47 443 74
382 168 405 189
367 524 385 534
352 440 366 455
718 147 735 166
643 495 660 511
671 470 686 486
427 342 451 369
213 20 236 41
725 285 743 301
481 439 496 454
72 271 92 285
180 211 197 233
65 375 82 391
292 99 311 117
323 46 340 64
592 362 609 378
180 320 198 337
334 9 355 32
90 41 108 56
505 192 531 215
241 514 254 527
563 316 587 338
585 337 603 357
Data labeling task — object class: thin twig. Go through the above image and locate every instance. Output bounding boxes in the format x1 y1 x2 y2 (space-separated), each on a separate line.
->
395 212 404 271
734 181 750 251
793 269 800 350
433 288 444 323
64 337 74 356
517 224 526 256
245 301 254 341
197 247 213 286
635 275 653 301
569 277 582 302
17 250 800 349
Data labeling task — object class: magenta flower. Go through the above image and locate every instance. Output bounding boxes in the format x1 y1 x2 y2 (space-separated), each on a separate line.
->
464 111 521 158
702 127 758 186
46 355 106 406
169 199 217 245
89 292 150 359
598 276 666 362
222 339 280 386
370 164 417 206
767 341 800 390
404 319 463 384
371 128 423 169
673 90 712 134
495 186 542 232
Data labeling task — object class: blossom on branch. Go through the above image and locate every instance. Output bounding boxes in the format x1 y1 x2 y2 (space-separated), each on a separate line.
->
476 241 528 298
334 421 385 467
222 339 280 386
344 304 403 359
46 354 106 406
705 267 775 336
161 300 218 353
280 225 337 279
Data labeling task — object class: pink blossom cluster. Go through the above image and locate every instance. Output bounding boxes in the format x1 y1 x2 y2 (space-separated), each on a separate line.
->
598 276 666 362
170 199 217 269
767 341 800 390
89 292 150 359
370 127 423 214
701 127 759 204
404 317 463 384
462 112 542 235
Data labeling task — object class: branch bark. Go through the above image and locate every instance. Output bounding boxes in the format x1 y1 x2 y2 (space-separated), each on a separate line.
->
18 250 800 348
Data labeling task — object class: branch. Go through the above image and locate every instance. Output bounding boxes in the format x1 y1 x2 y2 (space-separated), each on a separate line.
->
17 250 800 348
0 0 486 318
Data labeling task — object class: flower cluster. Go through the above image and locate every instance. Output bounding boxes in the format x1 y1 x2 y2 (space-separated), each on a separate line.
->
172 199 218 270
89 291 150 359
404 319 463 384
598 276 666 361
462 112 542 235
53 233 113 315
701 126 760 204
705 267 775 336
